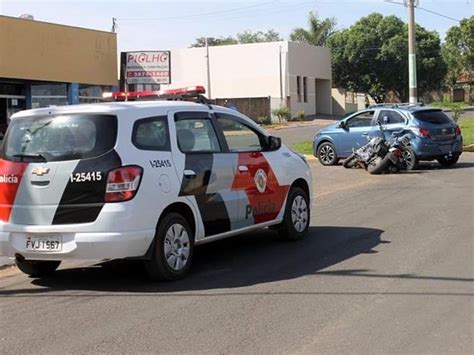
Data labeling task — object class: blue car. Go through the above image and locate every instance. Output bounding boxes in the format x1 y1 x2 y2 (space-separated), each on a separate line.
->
313 105 463 168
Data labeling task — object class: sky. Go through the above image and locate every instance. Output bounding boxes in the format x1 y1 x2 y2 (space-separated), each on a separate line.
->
1 0 472 52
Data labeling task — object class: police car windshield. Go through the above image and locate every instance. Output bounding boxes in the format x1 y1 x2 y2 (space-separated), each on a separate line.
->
1 114 117 162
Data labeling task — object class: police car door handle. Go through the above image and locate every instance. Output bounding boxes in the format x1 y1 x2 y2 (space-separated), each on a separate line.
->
238 165 249 172
183 169 196 178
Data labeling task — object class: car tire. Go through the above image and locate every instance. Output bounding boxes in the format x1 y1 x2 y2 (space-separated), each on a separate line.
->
145 213 194 281
273 187 310 241
437 154 459 167
401 147 418 170
367 155 391 174
342 153 358 168
317 142 338 166
15 259 61 277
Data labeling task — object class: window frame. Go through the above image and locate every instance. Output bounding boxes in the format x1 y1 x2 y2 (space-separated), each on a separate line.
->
296 76 302 103
346 110 375 128
174 111 223 154
1 113 118 162
214 112 270 153
376 109 407 126
303 76 307 103
131 115 171 151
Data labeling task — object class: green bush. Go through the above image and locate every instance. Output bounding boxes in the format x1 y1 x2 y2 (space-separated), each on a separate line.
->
296 111 305 121
272 107 291 123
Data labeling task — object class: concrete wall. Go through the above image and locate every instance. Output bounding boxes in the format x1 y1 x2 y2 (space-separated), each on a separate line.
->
287 42 332 116
331 88 376 116
332 88 346 116
164 42 287 99
162 41 331 119
0 16 117 85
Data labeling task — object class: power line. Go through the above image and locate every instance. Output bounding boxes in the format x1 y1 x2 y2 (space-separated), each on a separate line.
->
384 0 462 22
119 1 277 22
117 1 315 26
417 6 461 22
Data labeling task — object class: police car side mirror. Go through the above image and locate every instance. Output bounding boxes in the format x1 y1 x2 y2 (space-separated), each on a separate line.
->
267 136 281 151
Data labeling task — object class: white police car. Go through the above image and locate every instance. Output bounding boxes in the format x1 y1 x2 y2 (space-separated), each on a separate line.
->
0 88 312 280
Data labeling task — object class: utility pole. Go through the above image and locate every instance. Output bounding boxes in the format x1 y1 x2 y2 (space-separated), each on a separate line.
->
406 0 418 103
205 37 212 99
112 17 117 33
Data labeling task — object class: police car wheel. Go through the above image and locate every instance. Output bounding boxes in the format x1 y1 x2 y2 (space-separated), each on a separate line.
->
274 187 310 241
145 213 194 281
15 259 61 277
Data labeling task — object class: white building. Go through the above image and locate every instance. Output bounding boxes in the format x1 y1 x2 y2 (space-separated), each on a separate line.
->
161 41 332 120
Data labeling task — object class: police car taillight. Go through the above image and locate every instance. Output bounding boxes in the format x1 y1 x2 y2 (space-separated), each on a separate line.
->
105 166 143 202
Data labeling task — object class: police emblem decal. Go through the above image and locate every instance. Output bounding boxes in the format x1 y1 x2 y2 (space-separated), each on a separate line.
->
254 169 267 193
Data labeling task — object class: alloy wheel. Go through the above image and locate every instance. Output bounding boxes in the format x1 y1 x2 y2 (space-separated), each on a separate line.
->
402 150 413 167
320 145 335 164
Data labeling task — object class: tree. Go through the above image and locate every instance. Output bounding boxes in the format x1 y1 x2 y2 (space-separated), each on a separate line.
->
190 36 237 48
289 11 337 46
236 29 282 43
190 29 282 47
328 13 447 102
442 16 474 88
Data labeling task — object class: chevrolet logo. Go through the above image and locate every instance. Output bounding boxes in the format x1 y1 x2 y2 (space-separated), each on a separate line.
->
31 167 50 176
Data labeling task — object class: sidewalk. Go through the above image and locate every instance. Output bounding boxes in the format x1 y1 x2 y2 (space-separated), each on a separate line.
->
264 113 340 131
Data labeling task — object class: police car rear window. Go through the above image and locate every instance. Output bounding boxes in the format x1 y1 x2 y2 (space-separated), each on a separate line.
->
413 110 452 124
1 114 117 162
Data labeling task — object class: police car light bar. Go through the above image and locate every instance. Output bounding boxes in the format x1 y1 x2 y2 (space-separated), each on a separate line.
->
110 86 206 101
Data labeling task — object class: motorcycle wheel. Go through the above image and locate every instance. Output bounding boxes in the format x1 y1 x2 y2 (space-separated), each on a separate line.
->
342 153 358 169
367 155 392 175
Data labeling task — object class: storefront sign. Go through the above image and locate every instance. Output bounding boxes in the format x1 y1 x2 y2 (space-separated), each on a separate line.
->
125 51 171 85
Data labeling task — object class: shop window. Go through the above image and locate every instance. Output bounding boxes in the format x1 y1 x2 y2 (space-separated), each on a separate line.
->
31 84 67 108
79 84 109 103
0 83 25 96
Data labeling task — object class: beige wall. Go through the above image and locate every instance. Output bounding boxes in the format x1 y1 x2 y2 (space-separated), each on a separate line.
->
287 42 332 116
162 41 331 119
0 16 117 85
164 42 287 99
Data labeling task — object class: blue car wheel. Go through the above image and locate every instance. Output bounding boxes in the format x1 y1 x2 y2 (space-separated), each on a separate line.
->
317 142 338 166
401 147 418 170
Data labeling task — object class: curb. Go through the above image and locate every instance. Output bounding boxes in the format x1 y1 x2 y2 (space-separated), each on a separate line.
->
266 119 338 131
0 257 15 269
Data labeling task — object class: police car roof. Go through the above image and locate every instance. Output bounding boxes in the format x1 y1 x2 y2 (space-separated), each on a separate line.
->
11 101 211 119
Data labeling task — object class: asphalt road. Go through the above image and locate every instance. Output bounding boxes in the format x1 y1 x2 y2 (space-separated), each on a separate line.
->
1 151 473 353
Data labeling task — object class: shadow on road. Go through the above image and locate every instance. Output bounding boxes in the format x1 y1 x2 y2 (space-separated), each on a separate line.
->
1 226 386 294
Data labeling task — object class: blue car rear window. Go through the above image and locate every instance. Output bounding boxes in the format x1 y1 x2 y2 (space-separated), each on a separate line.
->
413 110 452 124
